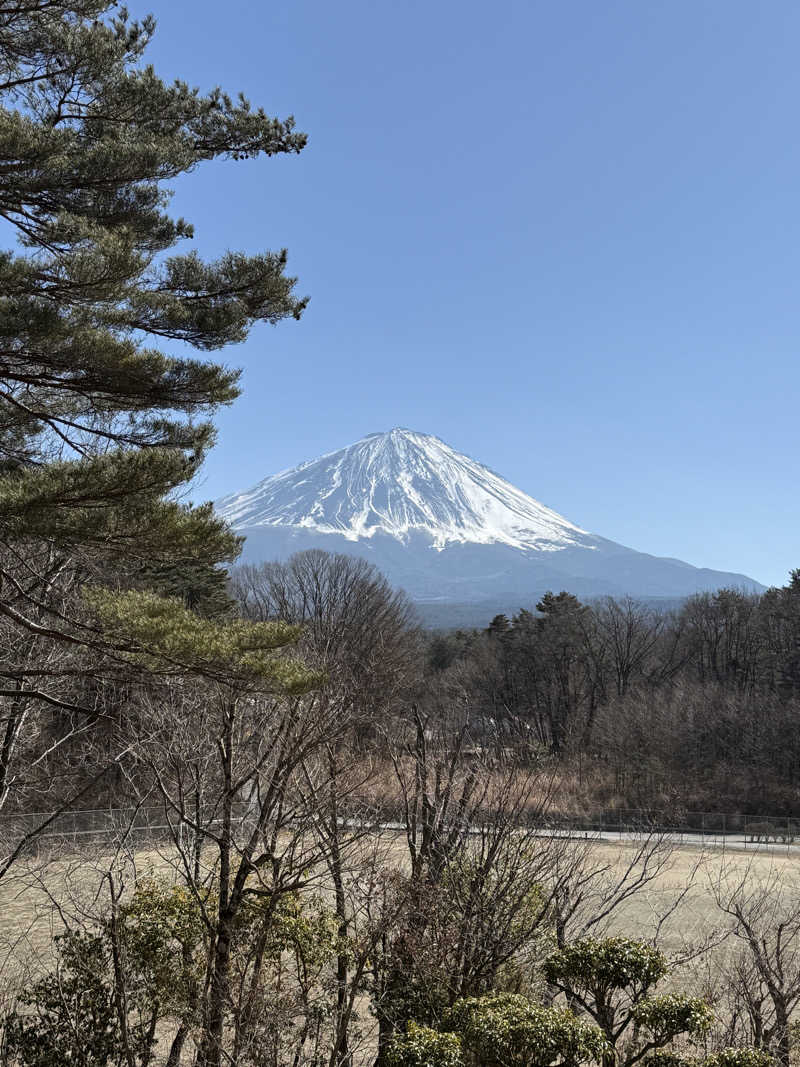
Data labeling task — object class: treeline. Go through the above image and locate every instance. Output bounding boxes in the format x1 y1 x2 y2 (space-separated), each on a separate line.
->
423 580 800 815
11 562 800 830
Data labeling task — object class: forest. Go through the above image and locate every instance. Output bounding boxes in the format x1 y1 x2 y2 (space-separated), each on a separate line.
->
417 575 800 819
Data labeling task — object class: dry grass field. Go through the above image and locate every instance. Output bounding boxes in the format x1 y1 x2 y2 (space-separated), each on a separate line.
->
0 841 190 983
0 833 797 1011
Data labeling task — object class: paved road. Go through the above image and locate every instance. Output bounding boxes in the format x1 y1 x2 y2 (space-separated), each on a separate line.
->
361 819 800 854
533 826 800 854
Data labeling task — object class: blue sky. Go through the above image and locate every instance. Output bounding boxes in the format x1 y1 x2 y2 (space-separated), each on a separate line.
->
136 0 800 588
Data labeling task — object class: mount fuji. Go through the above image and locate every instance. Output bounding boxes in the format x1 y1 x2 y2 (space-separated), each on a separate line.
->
216 428 764 617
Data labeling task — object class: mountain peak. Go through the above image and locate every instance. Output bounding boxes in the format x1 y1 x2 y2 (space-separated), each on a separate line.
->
364 427 410 437
216 429 589 552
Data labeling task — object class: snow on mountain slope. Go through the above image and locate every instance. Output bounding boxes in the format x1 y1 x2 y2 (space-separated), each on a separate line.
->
215 428 765 605
216 428 592 552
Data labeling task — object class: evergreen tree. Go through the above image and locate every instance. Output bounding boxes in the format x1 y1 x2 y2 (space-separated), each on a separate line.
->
0 2 315 845
487 614 511 637
0 0 307 571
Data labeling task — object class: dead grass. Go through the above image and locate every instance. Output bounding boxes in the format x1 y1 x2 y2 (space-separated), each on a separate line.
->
0 835 796 997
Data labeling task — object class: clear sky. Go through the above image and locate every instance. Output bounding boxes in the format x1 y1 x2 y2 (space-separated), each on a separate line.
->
135 0 800 588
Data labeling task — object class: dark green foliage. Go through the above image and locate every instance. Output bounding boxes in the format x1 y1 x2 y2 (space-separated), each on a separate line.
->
141 558 239 618
0 879 341 1067
544 938 669 993
3 931 122 1067
0 0 306 561
488 614 511 637
632 996 714 1048
435 572 800 814
424 628 481 672
1 879 206 1067
640 1055 691 1067
0 0 318 877
467 591 598 756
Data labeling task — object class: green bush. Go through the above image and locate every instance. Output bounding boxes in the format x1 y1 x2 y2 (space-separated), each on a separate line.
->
3 930 141 1067
641 1053 693 1067
544 938 668 990
543 937 714 1067
444 992 608 1067
632 994 714 1041
703 1050 774 1067
0 880 341 1067
387 1022 465 1067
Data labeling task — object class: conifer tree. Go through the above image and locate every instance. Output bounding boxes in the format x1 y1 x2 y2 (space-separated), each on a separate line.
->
0 2 315 844
0 0 307 571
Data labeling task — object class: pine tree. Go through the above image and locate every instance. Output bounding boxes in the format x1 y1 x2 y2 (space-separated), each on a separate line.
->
0 0 307 569
0 2 318 850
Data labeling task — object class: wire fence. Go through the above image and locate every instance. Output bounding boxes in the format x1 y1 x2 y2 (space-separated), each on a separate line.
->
2 803 800 856
0 804 252 856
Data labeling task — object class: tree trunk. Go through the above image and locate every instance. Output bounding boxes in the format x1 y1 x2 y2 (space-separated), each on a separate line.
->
375 1013 395 1067
197 707 235 1067
774 1005 791 1067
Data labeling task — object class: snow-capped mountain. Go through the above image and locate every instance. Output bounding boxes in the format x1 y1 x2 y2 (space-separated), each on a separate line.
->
216 428 764 611
217 428 592 552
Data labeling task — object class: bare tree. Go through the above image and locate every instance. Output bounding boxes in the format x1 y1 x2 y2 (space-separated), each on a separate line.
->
594 598 665 699
234 550 421 1067
231 550 420 740
370 698 690 1066
709 860 800 1067
0 543 154 883
121 669 339 1067
546 831 689 951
